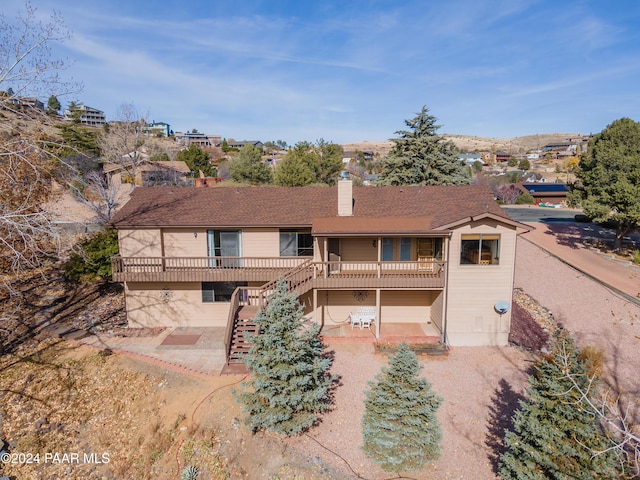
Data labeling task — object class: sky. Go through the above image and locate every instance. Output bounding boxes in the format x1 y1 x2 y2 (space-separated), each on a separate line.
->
3 0 640 145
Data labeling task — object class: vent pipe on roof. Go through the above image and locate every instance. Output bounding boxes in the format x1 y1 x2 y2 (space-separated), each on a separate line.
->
338 177 353 216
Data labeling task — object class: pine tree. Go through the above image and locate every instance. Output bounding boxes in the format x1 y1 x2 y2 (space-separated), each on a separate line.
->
499 333 622 479
47 95 61 115
362 342 442 473
378 106 469 186
235 278 335 435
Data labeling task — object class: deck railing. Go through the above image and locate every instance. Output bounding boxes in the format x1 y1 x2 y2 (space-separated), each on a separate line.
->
111 256 311 282
312 260 445 289
111 256 446 288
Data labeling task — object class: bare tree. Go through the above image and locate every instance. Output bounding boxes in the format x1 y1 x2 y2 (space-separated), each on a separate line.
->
0 2 81 290
555 342 640 476
495 184 521 205
0 2 79 104
70 171 125 224
98 103 149 183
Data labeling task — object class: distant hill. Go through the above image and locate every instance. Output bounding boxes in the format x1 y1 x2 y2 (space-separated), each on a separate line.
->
343 133 585 158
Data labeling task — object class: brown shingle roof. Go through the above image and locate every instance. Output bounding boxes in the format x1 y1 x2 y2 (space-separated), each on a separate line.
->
110 184 514 231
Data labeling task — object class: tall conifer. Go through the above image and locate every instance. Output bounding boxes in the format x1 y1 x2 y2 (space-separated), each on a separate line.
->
499 334 622 479
235 278 334 435
362 342 442 473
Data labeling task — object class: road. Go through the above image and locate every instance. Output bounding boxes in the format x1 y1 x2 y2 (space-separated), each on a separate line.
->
501 205 581 223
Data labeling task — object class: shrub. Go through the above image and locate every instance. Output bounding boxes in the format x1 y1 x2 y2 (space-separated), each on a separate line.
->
63 228 119 281
633 250 640 265
515 192 534 205
362 342 442 473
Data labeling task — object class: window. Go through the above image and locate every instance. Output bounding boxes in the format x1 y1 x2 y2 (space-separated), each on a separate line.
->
202 281 247 302
280 229 313 256
381 238 394 261
400 237 412 261
460 234 500 265
381 237 412 261
207 230 241 267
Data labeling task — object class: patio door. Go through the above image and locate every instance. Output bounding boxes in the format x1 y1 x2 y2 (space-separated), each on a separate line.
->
418 238 435 271
207 230 242 267
328 238 340 273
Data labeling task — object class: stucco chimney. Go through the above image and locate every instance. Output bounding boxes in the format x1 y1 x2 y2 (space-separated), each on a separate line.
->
338 178 353 216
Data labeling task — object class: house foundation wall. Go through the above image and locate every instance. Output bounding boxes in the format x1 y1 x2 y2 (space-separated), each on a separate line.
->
124 282 231 328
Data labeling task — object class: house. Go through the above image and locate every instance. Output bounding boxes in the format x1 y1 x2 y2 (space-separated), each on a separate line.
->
104 160 191 186
110 182 530 359
495 151 512 163
228 140 265 150
144 121 171 137
64 104 106 126
343 151 374 163
8 96 45 111
174 132 222 147
519 183 569 204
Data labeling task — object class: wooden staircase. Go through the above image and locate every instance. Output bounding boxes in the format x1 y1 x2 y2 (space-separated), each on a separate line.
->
227 306 259 364
223 260 316 369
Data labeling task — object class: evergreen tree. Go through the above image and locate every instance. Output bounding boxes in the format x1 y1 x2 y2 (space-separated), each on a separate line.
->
274 143 316 186
499 333 621 479
235 278 335 435
47 95 61 115
274 140 343 186
362 342 442 473
378 106 469 186
176 144 216 177
568 117 640 251
229 145 273 184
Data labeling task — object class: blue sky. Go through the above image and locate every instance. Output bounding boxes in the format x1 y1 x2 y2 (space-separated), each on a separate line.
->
4 0 640 144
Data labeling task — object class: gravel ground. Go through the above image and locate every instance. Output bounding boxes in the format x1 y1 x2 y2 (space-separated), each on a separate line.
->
282 236 640 480
514 238 640 421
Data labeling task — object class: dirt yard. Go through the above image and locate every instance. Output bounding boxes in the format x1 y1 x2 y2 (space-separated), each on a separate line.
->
0 262 546 479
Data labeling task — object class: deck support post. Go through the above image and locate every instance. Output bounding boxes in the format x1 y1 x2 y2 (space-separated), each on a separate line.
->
375 289 381 340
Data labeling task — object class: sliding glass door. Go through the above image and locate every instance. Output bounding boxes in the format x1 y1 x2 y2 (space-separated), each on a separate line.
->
207 230 242 267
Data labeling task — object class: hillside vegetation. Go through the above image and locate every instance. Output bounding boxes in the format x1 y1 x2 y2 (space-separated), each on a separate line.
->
343 132 583 158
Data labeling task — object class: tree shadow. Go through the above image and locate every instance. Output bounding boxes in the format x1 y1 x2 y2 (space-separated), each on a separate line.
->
485 378 528 474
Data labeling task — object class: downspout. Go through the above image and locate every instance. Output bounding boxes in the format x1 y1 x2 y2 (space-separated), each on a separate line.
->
441 232 453 347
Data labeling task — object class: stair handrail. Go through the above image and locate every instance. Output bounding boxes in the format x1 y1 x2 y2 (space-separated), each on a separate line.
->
223 286 244 365
258 258 315 306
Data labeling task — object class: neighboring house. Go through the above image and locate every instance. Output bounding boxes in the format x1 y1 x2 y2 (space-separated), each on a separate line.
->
174 132 222 147
343 151 374 163
104 160 191 186
542 143 577 158
519 183 569 204
111 182 530 357
495 151 512 163
8 96 45 111
228 140 264 149
144 121 171 137
64 104 106 126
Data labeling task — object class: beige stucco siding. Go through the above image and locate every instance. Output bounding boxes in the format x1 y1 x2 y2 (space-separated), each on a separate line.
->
445 220 517 346
430 291 444 330
242 228 280 257
124 282 230 328
311 290 437 325
163 228 207 257
118 229 162 257
162 227 279 258
340 238 377 261
380 290 435 323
